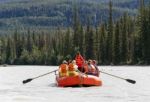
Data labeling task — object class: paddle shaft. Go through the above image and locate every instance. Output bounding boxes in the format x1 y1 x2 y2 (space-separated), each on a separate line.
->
23 69 58 84
100 70 126 80
32 69 58 79
99 70 136 84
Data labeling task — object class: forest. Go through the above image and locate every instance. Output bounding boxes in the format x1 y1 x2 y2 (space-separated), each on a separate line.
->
0 0 150 65
0 0 148 35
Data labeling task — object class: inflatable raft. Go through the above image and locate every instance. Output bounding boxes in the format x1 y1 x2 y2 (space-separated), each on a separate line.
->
56 74 102 87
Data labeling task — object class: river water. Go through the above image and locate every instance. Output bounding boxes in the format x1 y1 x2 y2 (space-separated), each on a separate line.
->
0 66 150 102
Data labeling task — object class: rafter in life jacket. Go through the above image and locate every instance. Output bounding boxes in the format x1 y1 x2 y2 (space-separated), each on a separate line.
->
59 64 68 77
75 53 84 68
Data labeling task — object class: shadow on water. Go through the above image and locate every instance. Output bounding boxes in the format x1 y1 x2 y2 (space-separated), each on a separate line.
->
48 83 57 87
47 83 97 89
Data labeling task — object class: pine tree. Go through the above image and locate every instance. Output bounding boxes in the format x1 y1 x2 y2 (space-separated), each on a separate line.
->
5 37 12 64
0 39 2 64
64 28 72 57
78 25 84 55
112 21 121 65
72 4 82 53
119 13 128 64
95 27 100 63
126 16 135 64
50 40 56 65
138 0 150 64
99 24 107 64
106 1 113 64
0 37 7 64
27 29 33 52
85 21 95 60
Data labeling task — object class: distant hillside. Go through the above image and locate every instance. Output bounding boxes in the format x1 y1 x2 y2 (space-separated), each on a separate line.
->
0 0 149 34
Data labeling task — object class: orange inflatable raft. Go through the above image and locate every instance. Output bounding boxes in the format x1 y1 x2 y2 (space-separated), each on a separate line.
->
56 74 102 87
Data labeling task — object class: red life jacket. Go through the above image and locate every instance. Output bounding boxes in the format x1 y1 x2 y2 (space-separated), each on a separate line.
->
75 54 84 68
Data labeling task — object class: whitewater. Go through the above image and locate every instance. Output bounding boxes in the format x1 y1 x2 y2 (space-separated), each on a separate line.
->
0 66 150 102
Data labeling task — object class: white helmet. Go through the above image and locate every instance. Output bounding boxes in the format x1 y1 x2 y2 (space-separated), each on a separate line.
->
63 60 67 64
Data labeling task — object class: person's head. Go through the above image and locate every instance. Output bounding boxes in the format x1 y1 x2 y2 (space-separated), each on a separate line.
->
76 51 80 55
68 59 72 64
72 60 76 64
84 60 88 64
88 59 92 64
92 60 97 64
62 60 67 64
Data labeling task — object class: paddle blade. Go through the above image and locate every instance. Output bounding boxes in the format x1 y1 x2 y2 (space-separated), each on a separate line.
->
126 79 136 84
23 78 33 84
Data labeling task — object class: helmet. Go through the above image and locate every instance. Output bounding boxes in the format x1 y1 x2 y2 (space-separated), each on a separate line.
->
72 60 76 64
88 59 92 63
93 60 97 64
76 51 80 55
62 60 67 64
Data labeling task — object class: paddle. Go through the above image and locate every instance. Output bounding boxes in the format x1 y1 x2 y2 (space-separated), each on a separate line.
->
99 70 136 84
76 69 88 77
22 69 58 84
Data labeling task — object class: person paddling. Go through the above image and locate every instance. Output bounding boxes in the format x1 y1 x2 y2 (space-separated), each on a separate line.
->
58 60 68 77
68 60 79 76
86 59 97 76
75 52 84 72
92 60 100 76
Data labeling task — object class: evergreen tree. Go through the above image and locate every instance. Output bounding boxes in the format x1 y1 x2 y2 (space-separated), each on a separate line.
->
106 1 113 64
27 29 33 52
0 37 6 64
95 27 100 63
20 49 30 64
99 24 107 64
5 37 12 64
138 0 150 64
85 23 95 59
13 31 24 64
72 4 82 53
112 21 120 65
126 16 135 64
78 25 84 55
64 28 72 57
0 39 2 64
119 13 128 64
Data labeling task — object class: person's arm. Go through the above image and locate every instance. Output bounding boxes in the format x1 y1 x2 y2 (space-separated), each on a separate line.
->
76 65 88 77
74 65 78 71
58 66 61 72
58 66 61 76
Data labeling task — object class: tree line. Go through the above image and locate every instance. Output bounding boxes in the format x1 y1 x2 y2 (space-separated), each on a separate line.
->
0 0 138 30
0 0 150 65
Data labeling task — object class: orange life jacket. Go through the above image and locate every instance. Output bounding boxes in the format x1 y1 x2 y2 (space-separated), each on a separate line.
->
68 63 79 76
59 64 68 73
68 63 75 71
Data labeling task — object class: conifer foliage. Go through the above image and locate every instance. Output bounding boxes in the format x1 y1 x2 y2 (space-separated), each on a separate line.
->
0 0 150 65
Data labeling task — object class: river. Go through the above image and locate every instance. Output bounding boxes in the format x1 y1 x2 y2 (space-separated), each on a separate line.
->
0 66 150 102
